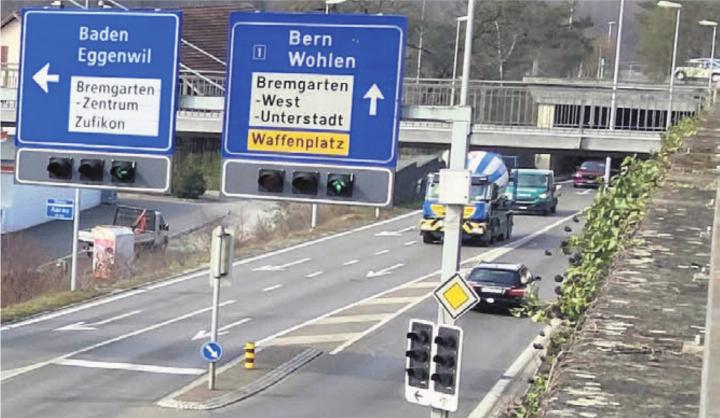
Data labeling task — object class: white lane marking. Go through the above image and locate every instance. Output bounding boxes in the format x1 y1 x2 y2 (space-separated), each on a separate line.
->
1 211 420 332
398 226 415 233
0 289 147 332
330 212 581 355
305 271 324 279
577 189 592 195
362 297 419 305
342 259 360 266
404 240 417 246
253 257 311 272
54 359 205 376
0 300 236 382
315 314 391 325
374 249 390 255
405 281 438 289
270 333 362 346
54 310 142 332
467 323 555 418
374 225 415 237
262 284 283 292
192 317 252 341
366 263 404 278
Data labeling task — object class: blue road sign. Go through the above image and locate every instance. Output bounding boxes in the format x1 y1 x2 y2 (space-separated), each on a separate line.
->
201 341 223 362
222 12 407 168
46 198 74 220
16 9 181 154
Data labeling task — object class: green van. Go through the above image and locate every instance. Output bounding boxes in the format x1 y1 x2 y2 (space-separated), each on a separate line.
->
505 169 560 215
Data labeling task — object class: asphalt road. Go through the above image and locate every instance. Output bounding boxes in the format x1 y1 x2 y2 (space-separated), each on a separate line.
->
1 187 595 418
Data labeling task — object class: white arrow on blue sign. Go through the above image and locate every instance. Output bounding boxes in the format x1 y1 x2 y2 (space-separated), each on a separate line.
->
46 198 74 220
201 341 223 363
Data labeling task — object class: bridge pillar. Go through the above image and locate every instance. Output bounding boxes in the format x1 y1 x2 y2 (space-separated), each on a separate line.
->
537 104 555 128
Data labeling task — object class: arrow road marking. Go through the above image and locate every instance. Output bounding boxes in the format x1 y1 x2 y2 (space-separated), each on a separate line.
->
54 310 142 331
577 189 592 195
363 83 384 116
366 263 404 278
374 226 415 237
192 317 252 341
404 240 417 246
252 257 311 272
33 63 59 93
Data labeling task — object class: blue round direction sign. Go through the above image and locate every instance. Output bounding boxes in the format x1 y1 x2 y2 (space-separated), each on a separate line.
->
200 341 223 362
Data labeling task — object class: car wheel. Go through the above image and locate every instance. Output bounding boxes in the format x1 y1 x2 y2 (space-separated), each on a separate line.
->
675 71 686 81
422 232 435 244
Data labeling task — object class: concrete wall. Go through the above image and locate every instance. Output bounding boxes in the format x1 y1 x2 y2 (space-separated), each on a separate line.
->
1 173 101 233
1 18 21 65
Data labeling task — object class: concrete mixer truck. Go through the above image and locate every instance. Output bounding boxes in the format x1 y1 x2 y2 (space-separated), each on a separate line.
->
419 151 514 245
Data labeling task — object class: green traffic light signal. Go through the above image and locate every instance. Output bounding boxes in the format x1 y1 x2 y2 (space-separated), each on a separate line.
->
326 173 354 197
110 160 136 183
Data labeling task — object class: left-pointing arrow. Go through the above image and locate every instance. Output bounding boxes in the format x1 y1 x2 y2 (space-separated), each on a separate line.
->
32 63 59 93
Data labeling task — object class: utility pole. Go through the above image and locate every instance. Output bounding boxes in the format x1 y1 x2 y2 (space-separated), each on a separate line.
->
415 0 426 83
609 1 624 130
431 0 475 416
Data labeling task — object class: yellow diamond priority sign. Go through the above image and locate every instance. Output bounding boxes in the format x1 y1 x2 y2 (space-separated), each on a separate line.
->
433 273 479 319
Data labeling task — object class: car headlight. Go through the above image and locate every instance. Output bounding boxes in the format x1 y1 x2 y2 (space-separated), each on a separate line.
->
539 193 548 199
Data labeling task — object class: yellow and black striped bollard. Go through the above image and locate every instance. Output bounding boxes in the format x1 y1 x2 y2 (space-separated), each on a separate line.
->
244 342 255 369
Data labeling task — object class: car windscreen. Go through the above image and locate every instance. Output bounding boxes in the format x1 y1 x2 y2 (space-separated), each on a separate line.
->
426 181 490 201
517 173 549 188
115 208 156 231
580 161 605 172
468 268 520 286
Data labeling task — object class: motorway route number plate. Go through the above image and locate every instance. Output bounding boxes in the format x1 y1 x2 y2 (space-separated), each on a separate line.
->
482 287 504 294
519 206 528 210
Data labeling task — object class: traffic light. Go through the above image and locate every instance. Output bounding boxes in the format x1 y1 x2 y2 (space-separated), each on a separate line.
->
47 157 73 179
430 324 463 411
326 173 354 197
110 160 136 183
258 169 284 193
405 319 434 403
292 171 319 195
78 159 104 181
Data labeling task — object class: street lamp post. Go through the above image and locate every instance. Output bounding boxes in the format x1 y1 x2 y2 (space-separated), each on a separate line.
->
700 20 718 104
415 0 427 83
600 20 616 79
608 1 624 130
450 16 468 105
658 0 682 130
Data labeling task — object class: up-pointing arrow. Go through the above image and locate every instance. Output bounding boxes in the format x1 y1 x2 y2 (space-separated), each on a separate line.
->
363 84 384 116
33 63 59 94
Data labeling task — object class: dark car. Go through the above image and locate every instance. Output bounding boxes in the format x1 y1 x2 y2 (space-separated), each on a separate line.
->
573 160 606 188
467 263 540 311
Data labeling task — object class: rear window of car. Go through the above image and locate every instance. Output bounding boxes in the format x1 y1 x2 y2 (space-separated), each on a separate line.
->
580 161 605 171
468 268 520 286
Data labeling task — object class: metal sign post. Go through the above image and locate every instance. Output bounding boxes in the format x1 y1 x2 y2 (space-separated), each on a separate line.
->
433 1 475 417
70 188 80 291
206 225 234 390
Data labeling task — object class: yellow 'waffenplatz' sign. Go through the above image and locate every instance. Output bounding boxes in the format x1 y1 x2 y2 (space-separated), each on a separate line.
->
247 129 349 156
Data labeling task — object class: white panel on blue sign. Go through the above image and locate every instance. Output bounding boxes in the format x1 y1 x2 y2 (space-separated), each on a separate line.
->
222 12 407 168
16 9 181 154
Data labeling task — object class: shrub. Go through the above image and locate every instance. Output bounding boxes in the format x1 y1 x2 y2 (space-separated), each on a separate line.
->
173 159 207 199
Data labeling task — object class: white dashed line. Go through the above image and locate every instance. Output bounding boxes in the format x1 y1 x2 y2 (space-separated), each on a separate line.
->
404 240 417 246
305 271 324 279
343 259 359 266
374 249 390 255
262 284 283 292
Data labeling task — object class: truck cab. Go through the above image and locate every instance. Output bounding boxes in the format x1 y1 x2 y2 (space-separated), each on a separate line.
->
420 173 513 245
506 169 559 215
79 206 170 253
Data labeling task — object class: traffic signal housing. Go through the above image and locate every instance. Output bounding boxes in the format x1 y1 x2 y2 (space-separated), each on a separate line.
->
110 160 136 183
404 319 434 406
79 159 104 181
258 169 284 193
326 173 354 197
430 324 463 412
47 157 73 180
292 171 319 195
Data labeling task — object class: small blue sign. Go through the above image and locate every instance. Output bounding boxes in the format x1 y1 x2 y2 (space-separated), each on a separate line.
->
46 198 74 220
16 9 181 154
223 12 407 168
201 341 223 362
